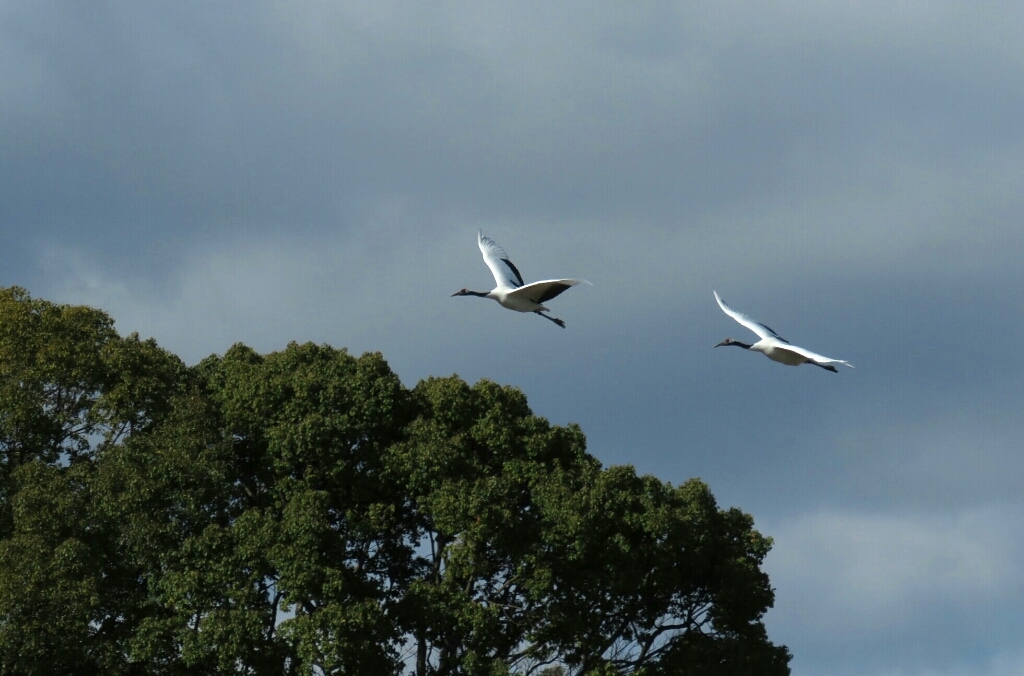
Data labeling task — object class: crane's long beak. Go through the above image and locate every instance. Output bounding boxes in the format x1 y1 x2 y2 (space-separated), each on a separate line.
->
713 339 730 348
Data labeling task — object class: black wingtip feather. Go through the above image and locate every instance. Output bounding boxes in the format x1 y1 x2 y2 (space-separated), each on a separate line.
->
502 259 525 287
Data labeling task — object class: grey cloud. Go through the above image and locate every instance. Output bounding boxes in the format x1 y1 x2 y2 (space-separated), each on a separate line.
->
6 0 1023 264
764 505 1024 676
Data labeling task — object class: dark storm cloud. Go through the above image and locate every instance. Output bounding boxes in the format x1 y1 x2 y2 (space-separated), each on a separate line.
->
7 1 1022 264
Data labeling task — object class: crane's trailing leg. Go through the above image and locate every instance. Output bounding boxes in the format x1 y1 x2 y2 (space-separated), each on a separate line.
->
535 311 566 328
808 361 838 373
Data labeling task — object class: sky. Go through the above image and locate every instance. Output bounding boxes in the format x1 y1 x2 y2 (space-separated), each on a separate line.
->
3 2 1023 674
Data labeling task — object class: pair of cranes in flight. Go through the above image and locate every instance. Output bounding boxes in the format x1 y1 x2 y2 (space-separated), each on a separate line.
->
453 232 853 373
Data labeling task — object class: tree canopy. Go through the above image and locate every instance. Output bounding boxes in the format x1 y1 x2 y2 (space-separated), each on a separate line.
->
0 287 790 675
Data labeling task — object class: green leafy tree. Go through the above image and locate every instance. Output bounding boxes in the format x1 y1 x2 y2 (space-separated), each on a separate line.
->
0 287 181 481
530 468 790 675
101 341 419 674
0 287 183 674
391 376 596 676
393 376 790 676
0 288 790 675
0 461 103 673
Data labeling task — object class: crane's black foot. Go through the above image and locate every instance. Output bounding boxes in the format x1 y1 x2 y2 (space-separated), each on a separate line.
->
809 361 838 373
536 311 566 328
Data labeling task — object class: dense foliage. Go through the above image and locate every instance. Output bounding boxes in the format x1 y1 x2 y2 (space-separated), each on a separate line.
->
0 288 790 675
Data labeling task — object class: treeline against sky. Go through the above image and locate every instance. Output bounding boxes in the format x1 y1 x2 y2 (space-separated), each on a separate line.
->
0 288 789 675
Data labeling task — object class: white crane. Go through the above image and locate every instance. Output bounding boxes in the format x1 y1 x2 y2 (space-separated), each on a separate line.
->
452 232 590 328
713 291 853 373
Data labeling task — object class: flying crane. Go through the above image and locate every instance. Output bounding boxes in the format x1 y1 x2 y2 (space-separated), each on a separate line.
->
713 291 853 372
452 232 590 328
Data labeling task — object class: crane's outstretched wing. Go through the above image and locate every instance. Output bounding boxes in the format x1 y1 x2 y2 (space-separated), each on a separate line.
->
774 343 854 369
507 279 592 304
713 291 788 343
478 232 524 289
